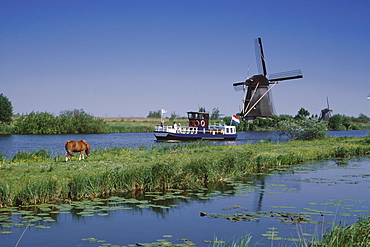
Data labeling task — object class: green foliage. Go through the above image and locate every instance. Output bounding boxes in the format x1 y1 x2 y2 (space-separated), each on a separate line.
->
351 113 370 123
14 109 108 134
14 112 60 134
170 111 179 121
277 118 327 140
295 107 310 119
0 93 13 125
237 120 251 131
147 110 161 118
253 117 274 129
328 114 351 130
11 150 52 163
210 107 220 120
363 134 370 144
198 106 206 112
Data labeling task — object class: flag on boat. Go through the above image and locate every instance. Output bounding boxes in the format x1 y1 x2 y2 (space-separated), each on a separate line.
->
232 115 240 124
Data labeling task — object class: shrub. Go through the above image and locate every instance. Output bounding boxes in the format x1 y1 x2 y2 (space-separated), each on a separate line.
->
328 114 350 130
277 119 327 141
14 109 108 134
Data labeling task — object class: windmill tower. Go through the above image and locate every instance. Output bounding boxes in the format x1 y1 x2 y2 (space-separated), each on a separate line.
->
319 97 332 121
233 38 303 120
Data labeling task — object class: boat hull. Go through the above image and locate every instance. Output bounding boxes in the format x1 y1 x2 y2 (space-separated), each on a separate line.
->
154 132 237 141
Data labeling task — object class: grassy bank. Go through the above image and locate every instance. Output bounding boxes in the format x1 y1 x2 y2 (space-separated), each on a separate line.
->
0 136 369 208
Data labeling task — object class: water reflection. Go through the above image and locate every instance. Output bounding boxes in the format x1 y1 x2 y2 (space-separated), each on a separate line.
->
2 157 370 247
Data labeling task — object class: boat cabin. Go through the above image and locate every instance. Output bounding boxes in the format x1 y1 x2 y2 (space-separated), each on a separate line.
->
187 112 209 130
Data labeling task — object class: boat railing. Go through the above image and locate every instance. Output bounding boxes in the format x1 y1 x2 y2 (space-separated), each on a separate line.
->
208 125 237 135
154 125 176 133
176 126 198 135
155 125 199 135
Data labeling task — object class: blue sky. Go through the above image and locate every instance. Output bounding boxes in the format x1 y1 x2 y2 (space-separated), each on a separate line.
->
1 0 369 118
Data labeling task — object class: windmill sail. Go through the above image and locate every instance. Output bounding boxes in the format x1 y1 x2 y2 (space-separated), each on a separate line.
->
255 37 267 76
268 69 303 82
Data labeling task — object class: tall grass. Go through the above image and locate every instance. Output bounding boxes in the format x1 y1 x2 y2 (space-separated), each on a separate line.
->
209 216 370 247
314 217 370 246
0 136 370 207
211 235 252 247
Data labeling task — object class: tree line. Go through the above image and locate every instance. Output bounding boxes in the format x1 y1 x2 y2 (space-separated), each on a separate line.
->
13 109 109 134
1 92 369 136
0 93 108 134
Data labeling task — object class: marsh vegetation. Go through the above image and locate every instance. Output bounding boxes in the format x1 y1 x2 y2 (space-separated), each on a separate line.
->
1 136 369 207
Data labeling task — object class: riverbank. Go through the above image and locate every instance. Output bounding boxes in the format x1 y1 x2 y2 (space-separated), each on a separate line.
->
1 135 369 207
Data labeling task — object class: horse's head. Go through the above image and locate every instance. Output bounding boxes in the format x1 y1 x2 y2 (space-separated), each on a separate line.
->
85 143 91 156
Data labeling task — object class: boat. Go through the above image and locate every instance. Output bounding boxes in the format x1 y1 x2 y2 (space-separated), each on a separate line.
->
154 111 237 141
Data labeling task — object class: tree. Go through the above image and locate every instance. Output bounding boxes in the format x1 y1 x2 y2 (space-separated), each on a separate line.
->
210 107 220 120
170 111 179 121
295 108 310 119
147 110 161 118
328 114 351 130
0 93 13 124
357 113 370 123
198 107 206 113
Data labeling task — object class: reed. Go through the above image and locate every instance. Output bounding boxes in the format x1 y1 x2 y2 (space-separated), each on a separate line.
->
0 136 370 207
209 216 370 247
211 235 252 247
314 216 370 246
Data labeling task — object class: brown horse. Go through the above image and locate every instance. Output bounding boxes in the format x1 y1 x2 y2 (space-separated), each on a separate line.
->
65 140 91 162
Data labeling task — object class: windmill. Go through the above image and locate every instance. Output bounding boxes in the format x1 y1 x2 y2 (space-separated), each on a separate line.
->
319 97 332 121
233 38 303 120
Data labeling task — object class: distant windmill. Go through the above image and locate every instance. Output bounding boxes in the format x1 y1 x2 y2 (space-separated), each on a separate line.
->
233 38 303 120
319 97 332 121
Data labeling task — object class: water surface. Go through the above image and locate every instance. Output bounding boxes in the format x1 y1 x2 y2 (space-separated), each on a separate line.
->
1 130 369 158
1 157 370 246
